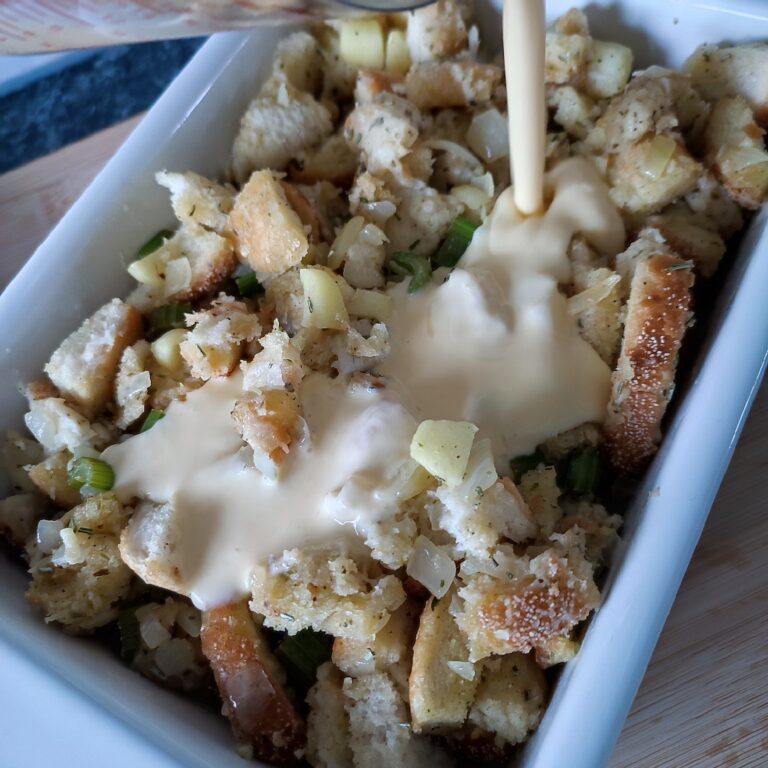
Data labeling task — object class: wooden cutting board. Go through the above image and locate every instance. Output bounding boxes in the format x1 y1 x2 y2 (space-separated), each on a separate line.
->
0 118 766 768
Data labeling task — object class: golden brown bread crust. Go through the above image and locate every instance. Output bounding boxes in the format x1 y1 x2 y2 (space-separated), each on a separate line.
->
200 601 306 766
604 252 694 474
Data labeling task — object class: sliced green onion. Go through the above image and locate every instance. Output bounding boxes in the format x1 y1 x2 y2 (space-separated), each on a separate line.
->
567 448 601 494
118 608 141 661
509 450 546 484
140 409 165 432
275 628 333 691
137 229 174 259
234 269 263 298
389 251 433 293
67 457 115 492
148 302 192 336
433 217 479 268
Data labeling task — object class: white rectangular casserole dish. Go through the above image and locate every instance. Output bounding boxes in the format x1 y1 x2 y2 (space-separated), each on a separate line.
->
1 1 767 766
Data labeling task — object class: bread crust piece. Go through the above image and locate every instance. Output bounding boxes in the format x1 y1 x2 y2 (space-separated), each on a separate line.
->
604 250 694 474
200 601 306 767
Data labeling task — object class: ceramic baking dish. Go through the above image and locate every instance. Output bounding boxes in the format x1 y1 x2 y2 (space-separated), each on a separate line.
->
1 1 767 766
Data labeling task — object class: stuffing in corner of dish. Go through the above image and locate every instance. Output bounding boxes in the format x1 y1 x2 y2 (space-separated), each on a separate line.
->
2 2 768 766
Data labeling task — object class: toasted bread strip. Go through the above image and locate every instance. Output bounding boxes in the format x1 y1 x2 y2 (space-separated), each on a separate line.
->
200 601 306 766
604 250 694 474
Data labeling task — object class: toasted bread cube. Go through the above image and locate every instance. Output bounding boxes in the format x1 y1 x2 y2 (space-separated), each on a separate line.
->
344 93 421 179
586 41 633 99
44 299 142 417
535 636 580 668
2 431 44 493
686 43 768 124
609 136 703 215
24 397 100 455
344 671 447 768
261 269 306 335
27 451 81 509
518 465 562 536
647 210 726 277
569 267 624 365
232 75 333 183
605 245 694 474
409 592 480 733
545 31 590 86
289 133 360 188
119 500 187 595
405 61 502 110
115 340 152 429
455 543 600 661
406 0 468 63
274 31 323 94
155 170 234 234
232 390 304 479
179 295 261 381
548 85 598 140
0 494 49 549
230 171 310 275
250 547 406 640
26 493 132 633
307 663 353 768
467 654 547 746
128 224 236 308
201 601 306 767
703 96 768 209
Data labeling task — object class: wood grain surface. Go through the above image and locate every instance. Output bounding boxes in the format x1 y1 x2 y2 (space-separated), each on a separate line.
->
0 119 765 768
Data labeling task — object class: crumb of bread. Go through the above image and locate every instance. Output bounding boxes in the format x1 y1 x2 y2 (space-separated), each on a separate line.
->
406 0 468 63
155 170 234 234
115 340 152 429
405 61 502 110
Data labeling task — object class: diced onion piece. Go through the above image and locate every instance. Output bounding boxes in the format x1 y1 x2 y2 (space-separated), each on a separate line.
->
451 184 491 215
340 19 385 69
140 613 172 650
643 135 677 180
176 605 202 638
466 108 509 162
396 464 435 501
127 251 165 287
328 216 366 270
385 28 411 76
120 370 151 400
446 660 476 681
51 528 87 566
567 273 621 316
356 200 397 228
155 637 196 677
36 518 64 554
586 40 633 98
723 146 768 172
410 419 478 486
406 535 456 598
151 328 187 371
424 139 485 178
163 257 191 297
457 438 498 500
347 289 393 322
300 268 350 330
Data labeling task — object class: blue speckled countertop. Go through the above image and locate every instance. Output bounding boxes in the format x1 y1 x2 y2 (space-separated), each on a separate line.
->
0 38 205 174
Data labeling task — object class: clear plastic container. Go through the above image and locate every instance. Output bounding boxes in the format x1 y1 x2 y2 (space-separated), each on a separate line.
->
0 1 431 54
